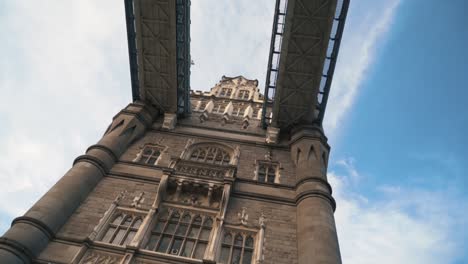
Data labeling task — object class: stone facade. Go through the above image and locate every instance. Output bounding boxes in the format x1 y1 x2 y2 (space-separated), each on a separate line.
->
0 76 341 264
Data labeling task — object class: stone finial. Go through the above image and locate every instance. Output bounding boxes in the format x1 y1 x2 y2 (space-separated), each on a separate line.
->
180 138 195 158
233 145 241 164
113 190 127 205
131 192 145 208
264 150 272 161
259 213 266 228
238 207 249 226
132 148 143 163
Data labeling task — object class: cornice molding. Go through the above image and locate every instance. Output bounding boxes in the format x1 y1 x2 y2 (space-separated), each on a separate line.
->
0 237 33 263
73 155 109 175
296 190 336 212
11 216 55 239
86 144 119 162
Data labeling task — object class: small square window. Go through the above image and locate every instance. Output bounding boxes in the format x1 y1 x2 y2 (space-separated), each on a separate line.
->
256 162 279 184
137 145 163 166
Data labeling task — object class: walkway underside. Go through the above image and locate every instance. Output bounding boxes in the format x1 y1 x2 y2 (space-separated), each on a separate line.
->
271 0 341 130
126 0 191 115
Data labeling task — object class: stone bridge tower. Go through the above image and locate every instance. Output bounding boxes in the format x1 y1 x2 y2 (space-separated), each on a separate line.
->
0 0 349 263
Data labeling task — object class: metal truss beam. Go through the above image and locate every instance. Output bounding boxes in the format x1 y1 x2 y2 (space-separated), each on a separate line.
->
125 0 191 115
264 0 349 130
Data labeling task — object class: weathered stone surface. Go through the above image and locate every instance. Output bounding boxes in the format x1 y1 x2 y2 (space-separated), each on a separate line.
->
1 76 341 264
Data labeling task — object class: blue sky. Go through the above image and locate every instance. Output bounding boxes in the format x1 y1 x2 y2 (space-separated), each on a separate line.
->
0 1 467 263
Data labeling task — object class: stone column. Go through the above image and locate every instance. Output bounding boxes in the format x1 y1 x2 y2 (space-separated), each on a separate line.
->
0 101 158 263
291 126 341 264
204 183 231 262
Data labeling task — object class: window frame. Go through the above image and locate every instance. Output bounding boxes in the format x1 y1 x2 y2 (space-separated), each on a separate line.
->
255 161 280 184
188 145 232 165
220 88 233 97
98 210 144 247
137 144 164 166
144 207 215 260
219 231 256 264
237 90 250 100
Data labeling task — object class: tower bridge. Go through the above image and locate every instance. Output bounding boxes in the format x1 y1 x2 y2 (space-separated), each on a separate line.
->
0 1 349 264
125 0 348 131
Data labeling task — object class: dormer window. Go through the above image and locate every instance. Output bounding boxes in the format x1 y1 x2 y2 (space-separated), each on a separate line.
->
220 88 232 97
238 90 250 100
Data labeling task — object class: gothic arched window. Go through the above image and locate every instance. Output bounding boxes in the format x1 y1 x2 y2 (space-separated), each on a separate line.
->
100 213 142 246
189 145 231 165
219 232 255 264
145 208 214 259
238 90 250 100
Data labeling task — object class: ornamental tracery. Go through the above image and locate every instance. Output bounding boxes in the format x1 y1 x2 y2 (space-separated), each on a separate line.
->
165 179 223 209
170 141 238 181
99 212 143 246
219 232 255 264
85 138 271 264
144 208 214 259
189 145 231 165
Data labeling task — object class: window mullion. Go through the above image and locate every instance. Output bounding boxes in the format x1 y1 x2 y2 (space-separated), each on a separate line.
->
229 234 235 264
108 223 118 243
240 234 246 264
154 214 170 252
174 218 182 255
120 224 132 245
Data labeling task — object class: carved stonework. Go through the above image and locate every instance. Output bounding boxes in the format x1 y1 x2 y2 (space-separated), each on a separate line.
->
80 250 121 264
176 163 227 179
172 157 236 180
258 213 266 228
165 179 223 209
131 192 145 208
238 207 249 226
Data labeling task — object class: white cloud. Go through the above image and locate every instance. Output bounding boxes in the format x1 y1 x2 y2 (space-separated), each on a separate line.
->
3 2 464 264
0 0 275 234
0 1 130 221
324 0 401 139
329 161 466 264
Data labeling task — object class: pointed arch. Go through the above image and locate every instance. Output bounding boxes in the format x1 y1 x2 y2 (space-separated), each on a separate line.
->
308 144 317 161
322 151 328 167
296 148 302 165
